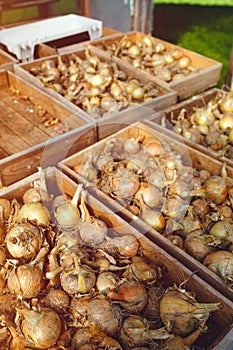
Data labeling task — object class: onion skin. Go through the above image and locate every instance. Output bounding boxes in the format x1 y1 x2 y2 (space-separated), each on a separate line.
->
123 256 159 285
87 297 121 336
184 230 210 262
17 202 50 226
111 234 139 258
190 176 228 205
159 287 221 336
19 307 62 349
203 250 233 282
107 280 147 312
55 202 80 229
60 264 96 295
7 262 44 299
119 315 171 347
5 222 43 260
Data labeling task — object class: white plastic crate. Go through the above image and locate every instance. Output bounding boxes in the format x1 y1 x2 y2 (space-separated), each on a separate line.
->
0 14 103 62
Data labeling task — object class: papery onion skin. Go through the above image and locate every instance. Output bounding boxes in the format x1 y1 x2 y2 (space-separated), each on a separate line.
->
87 297 121 336
41 288 70 313
111 234 139 258
159 287 221 336
107 280 147 312
55 202 80 229
7 263 44 298
203 250 233 281
17 202 50 226
5 222 43 260
190 175 228 205
96 271 120 293
20 307 62 349
140 208 165 232
79 218 108 246
60 264 96 295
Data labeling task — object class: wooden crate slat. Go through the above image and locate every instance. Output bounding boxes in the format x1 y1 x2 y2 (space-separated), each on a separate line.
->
0 120 30 155
0 99 49 145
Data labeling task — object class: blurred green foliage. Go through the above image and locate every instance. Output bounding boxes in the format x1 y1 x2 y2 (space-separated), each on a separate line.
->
153 5 233 88
154 0 233 5
177 12 233 87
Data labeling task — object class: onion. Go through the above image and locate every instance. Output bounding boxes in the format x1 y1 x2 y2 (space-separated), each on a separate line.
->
135 182 163 208
54 184 82 229
111 234 139 258
5 222 43 260
184 230 210 262
22 188 42 203
107 280 147 312
191 198 210 219
162 197 188 221
132 87 145 100
79 194 108 246
41 288 70 313
140 208 165 232
72 326 122 349
219 92 233 113
144 139 166 157
155 42 166 53
70 296 90 324
17 306 61 349
166 234 184 249
123 256 159 284
7 260 44 298
142 35 154 48
119 316 171 347
0 198 11 223
168 179 191 199
193 108 214 126
128 44 141 57
124 137 141 154
170 48 184 60
96 271 120 293
16 202 50 227
87 297 121 336
111 168 140 199
60 263 96 295
203 250 233 283
178 56 191 70
160 286 221 336
190 175 228 205
219 113 233 130
209 220 233 246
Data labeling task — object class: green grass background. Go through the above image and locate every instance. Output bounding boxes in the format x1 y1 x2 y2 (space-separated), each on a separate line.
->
153 5 233 87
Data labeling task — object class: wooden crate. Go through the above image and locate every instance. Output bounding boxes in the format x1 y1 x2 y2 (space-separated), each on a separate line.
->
13 46 177 140
0 166 232 349
0 48 17 69
88 31 223 100
35 27 121 58
0 70 96 187
146 88 233 168
58 121 233 300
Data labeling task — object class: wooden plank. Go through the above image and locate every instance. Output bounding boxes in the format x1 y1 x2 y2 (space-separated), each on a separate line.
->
0 120 30 155
0 146 8 159
0 89 64 138
0 100 48 146
132 0 153 33
225 45 233 90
